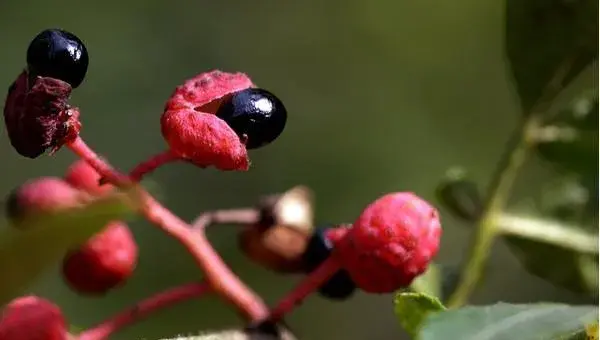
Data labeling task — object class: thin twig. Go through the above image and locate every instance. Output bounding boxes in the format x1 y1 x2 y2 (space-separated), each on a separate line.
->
79 282 211 340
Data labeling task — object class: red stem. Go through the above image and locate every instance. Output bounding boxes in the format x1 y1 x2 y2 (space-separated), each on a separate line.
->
268 256 341 322
67 136 269 321
128 150 181 181
78 282 211 340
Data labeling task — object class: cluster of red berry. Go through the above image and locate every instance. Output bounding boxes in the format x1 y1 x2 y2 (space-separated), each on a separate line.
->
1 28 442 340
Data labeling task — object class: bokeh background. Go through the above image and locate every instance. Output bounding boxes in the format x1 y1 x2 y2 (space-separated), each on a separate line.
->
0 1 596 339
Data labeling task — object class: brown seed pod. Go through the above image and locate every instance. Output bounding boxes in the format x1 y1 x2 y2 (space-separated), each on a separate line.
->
257 185 314 233
238 186 315 273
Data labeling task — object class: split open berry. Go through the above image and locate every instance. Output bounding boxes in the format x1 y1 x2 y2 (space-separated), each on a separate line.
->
333 192 442 293
5 177 88 227
161 70 253 171
27 29 89 88
216 88 287 150
65 159 114 196
302 226 356 300
0 295 68 340
62 221 138 295
160 70 288 172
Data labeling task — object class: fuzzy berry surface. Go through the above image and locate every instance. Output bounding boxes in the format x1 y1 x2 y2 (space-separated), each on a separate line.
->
62 221 138 295
64 159 114 196
333 192 442 293
6 177 87 225
0 295 68 340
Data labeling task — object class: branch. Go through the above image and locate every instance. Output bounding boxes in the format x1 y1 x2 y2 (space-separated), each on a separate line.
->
67 136 269 322
496 213 599 254
445 53 583 308
79 282 211 340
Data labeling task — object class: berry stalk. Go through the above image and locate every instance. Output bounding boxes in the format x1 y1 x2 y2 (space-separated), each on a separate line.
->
66 136 269 321
78 282 210 340
128 150 181 181
268 256 340 322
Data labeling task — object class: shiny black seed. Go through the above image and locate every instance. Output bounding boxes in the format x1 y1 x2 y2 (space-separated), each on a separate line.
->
302 227 357 300
216 88 287 149
26 29 89 88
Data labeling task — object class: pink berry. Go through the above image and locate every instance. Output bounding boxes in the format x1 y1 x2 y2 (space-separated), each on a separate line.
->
0 295 68 340
62 221 138 295
64 159 113 196
6 177 87 227
333 192 442 293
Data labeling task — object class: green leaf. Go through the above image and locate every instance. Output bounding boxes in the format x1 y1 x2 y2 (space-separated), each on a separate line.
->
508 238 598 294
0 190 139 306
536 90 598 177
506 176 598 295
394 291 446 338
419 303 598 340
505 0 598 112
537 128 598 176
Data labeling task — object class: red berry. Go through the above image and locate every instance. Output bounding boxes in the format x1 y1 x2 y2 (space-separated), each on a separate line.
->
6 177 87 227
0 295 68 340
64 159 114 196
62 221 138 295
161 70 253 171
333 192 442 293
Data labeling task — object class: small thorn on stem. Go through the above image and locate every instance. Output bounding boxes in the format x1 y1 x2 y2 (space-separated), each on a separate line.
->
78 282 210 340
268 256 341 322
128 150 181 182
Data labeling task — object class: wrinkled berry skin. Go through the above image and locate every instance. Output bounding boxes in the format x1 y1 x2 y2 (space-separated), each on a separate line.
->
65 159 114 196
0 295 68 340
3 71 80 158
334 192 442 293
6 177 87 227
161 70 254 171
216 88 287 150
62 221 138 295
302 227 356 300
27 29 89 88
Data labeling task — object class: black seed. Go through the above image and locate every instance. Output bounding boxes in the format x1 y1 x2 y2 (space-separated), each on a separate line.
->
216 88 287 149
26 29 89 88
302 227 357 300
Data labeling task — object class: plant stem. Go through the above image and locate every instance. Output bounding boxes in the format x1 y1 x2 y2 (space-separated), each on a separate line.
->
128 150 182 181
496 213 599 254
446 122 535 308
78 282 211 340
268 256 340 322
67 136 269 321
445 54 583 308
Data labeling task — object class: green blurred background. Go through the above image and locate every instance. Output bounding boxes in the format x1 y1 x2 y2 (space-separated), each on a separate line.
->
0 1 595 339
